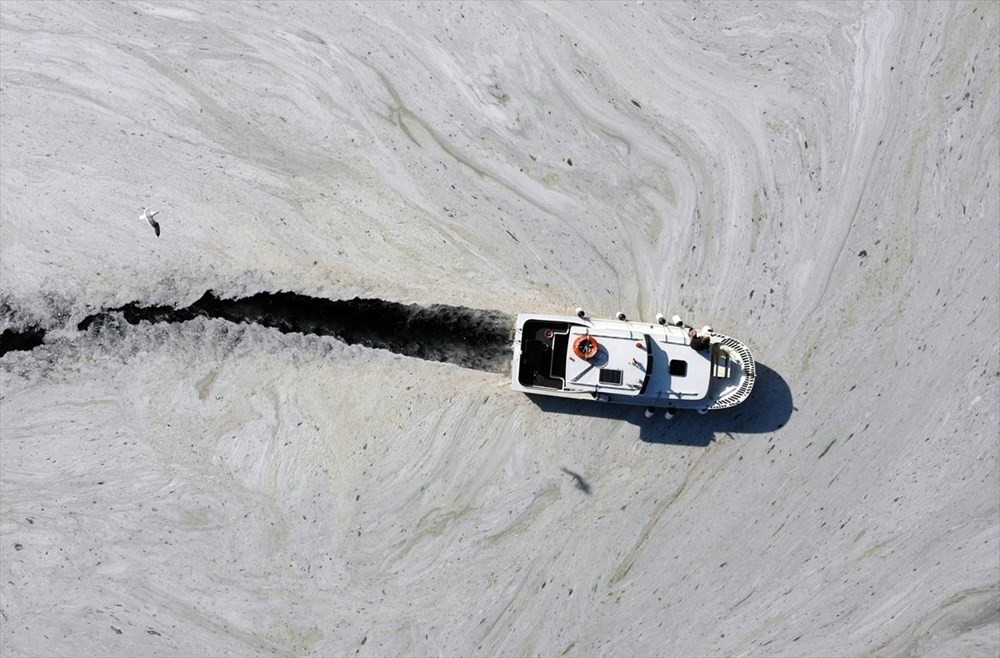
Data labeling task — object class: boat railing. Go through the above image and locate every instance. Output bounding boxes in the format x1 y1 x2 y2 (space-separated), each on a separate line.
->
706 334 756 410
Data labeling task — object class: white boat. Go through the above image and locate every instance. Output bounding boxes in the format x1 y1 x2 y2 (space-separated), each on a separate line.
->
510 310 755 417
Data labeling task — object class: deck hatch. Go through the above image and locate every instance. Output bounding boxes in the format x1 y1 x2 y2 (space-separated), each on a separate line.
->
669 360 688 377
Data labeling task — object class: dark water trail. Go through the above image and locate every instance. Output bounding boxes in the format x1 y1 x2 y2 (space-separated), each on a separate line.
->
77 291 514 372
0 328 46 357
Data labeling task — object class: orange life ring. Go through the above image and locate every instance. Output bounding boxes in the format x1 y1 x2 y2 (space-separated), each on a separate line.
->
572 335 601 360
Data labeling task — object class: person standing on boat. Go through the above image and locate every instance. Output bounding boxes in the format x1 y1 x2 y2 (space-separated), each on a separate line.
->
688 328 711 351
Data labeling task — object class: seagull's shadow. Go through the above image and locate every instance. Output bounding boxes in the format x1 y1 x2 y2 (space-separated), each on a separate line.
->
528 362 793 446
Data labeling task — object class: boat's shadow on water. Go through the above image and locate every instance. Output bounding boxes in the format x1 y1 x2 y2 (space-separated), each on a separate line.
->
528 363 793 446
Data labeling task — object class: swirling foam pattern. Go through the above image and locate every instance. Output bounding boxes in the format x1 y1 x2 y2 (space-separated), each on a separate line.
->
1 2 997 656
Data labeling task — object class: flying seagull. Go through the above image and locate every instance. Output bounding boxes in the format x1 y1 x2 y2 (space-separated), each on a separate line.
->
140 207 161 237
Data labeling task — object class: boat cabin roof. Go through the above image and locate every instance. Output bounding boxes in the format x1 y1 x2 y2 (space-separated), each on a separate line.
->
561 324 711 401
563 327 648 393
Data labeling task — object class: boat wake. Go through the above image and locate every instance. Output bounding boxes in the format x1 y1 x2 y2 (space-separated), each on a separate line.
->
4 291 515 373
